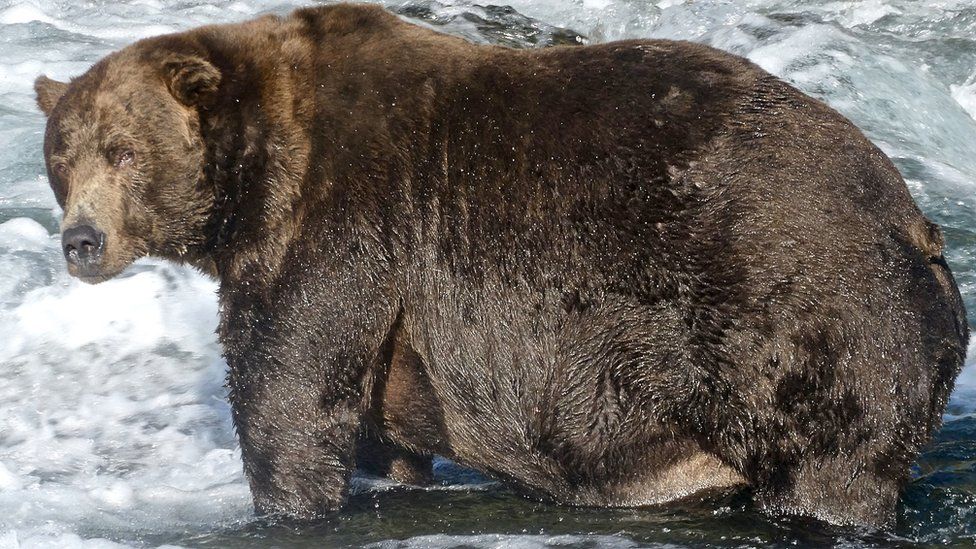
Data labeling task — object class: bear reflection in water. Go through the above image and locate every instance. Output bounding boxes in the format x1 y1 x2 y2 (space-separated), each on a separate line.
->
34 2 968 529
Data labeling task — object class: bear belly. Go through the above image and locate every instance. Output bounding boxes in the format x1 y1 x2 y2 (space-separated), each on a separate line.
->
581 449 746 507
371 338 746 506
529 435 747 508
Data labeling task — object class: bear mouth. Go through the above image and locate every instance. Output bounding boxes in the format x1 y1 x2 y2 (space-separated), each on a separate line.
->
75 273 119 285
68 264 126 285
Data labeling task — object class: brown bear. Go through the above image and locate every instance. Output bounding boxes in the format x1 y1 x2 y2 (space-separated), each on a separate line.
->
34 2 968 529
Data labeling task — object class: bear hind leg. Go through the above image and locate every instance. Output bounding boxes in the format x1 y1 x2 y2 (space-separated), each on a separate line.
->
753 447 903 528
356 431 434 485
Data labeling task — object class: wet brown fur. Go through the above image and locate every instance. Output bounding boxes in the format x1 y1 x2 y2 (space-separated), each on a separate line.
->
35 3 968 528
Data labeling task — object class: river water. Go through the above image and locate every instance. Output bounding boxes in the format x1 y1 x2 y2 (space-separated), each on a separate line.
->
0 1 974 547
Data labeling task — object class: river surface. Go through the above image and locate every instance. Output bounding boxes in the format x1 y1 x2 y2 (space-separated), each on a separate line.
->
0 1 975 547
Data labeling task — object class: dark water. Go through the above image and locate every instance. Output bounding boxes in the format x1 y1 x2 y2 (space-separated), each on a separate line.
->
119 417 970 548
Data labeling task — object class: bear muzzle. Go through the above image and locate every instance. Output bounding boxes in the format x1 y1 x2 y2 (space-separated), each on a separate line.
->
61 223 108 281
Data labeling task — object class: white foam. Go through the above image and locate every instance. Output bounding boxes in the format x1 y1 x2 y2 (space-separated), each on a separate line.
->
0 217 241 547
582 0 613 10
951 72 976 123
0 531 141 549
0 263 218 358
0 4 57 26
0 218 51 251
820 0 902 28
745 23 841 78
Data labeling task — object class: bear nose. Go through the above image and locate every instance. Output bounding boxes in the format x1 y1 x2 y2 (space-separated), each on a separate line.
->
62 224 105 264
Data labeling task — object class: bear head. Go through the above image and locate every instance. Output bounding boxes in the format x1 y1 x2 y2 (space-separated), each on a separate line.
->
35 43 221 283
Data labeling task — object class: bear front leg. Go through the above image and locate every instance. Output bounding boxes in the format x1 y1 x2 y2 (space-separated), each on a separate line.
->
230 370 364 518
223 274 400 518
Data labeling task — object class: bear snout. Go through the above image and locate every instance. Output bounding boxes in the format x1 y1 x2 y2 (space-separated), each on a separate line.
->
61 223 106 274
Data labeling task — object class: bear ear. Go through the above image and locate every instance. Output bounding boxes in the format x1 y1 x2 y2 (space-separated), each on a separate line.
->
35 75 69 116
161 54 221 106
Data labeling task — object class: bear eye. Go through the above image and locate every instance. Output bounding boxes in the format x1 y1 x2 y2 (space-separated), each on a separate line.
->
112 149 136 168
52 162 68 177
